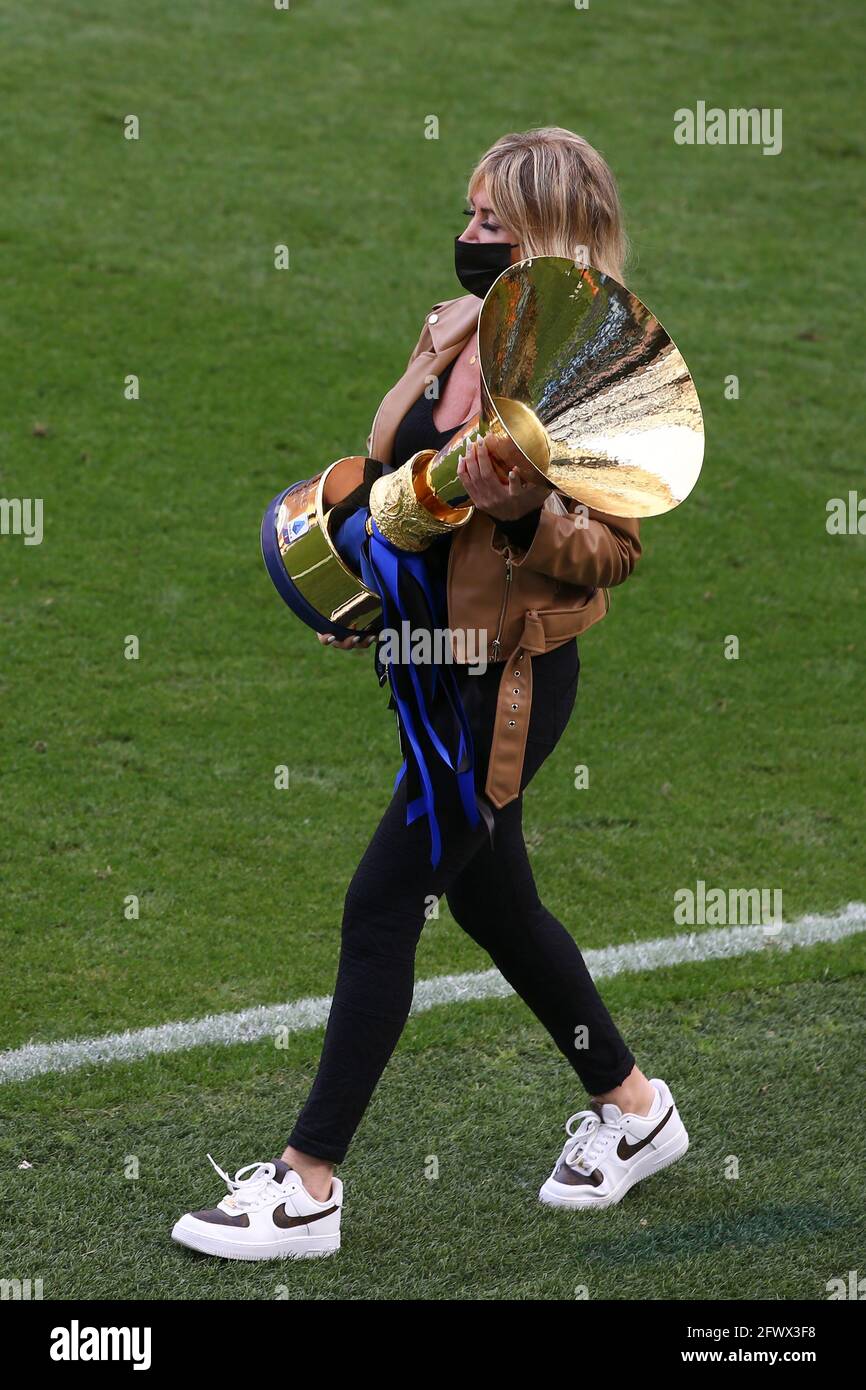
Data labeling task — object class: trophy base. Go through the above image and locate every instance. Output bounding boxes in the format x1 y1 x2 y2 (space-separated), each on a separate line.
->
261 456 382 639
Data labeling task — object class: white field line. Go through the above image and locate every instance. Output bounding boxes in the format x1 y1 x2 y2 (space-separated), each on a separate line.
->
2 902 864 1086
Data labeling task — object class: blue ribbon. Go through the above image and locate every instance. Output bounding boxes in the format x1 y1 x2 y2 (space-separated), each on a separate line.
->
333 507 480 868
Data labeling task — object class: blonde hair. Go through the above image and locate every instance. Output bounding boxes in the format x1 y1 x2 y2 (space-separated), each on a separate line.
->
468 126 628 282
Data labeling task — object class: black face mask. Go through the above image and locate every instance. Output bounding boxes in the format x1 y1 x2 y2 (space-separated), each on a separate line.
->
454 234 519 299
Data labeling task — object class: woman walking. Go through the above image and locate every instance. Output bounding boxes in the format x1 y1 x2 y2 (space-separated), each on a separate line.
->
172 127 688 1261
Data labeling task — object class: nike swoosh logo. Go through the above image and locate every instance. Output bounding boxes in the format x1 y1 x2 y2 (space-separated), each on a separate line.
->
617 1106 673 1160
273 1203 339 1229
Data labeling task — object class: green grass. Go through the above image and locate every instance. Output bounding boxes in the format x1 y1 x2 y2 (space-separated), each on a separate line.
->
0 0 863 1299
2 971 863 1300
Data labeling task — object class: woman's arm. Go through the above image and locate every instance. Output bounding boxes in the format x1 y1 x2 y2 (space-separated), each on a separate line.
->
492 499 641 589
461 435 641 590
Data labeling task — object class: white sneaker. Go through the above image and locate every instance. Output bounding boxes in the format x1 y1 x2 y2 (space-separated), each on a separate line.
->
539 1077 688 1210
172 1155 342 1260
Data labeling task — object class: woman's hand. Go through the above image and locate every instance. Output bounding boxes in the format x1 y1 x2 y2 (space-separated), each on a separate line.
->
317 631 376 650
457 434 548 521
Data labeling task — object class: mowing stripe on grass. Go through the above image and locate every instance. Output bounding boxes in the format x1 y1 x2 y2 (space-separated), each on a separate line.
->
2 903 864 1086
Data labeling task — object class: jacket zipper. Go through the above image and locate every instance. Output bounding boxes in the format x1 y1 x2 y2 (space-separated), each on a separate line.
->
490 553 513 660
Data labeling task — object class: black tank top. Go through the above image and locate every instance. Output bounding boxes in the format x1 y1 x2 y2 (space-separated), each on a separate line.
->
391 359 470 471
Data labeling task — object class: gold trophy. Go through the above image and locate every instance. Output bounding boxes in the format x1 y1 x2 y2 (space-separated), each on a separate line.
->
368 255 704 551
262 256 704 631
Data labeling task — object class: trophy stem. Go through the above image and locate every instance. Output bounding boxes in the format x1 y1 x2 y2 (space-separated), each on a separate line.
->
426 417 488 506
369 418 485 551
368 392 550 553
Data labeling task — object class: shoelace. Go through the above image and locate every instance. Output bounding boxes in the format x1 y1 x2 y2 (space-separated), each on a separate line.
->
206 1154 294 1211
562 1109 623 1172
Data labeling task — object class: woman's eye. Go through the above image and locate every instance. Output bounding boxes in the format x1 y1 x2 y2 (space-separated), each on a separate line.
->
462 207 501 232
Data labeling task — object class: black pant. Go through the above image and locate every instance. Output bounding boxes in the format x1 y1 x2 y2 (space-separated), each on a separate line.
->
288 638 636 1163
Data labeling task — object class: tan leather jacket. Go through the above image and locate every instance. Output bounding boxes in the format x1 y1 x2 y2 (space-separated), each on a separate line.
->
366 292 641 809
